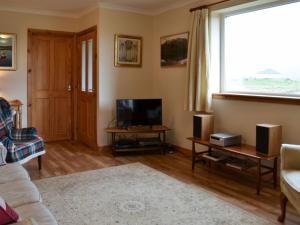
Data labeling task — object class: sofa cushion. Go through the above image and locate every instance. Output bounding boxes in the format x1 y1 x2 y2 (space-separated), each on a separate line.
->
0 196 19 225
0 180 41 208
16 203 57 225
13 218 39 225
0 163 30 184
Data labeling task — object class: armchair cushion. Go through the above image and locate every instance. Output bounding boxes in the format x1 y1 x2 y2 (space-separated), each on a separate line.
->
11 128 38 141
282 170 300 193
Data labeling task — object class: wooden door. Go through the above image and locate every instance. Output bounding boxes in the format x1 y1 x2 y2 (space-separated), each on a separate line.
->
77 27 97 147
28 30 74 141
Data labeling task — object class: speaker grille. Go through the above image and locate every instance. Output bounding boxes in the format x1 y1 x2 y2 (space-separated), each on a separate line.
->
193 116 202 138
256 126 269 154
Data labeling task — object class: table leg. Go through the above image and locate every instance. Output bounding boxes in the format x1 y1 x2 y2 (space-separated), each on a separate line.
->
162 131 166 155
112 133 116 156
192 141 196 171
273 157 278 188
256 159 261 195
208 147 212 168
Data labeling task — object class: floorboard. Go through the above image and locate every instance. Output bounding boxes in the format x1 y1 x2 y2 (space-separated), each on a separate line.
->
24 141 300 225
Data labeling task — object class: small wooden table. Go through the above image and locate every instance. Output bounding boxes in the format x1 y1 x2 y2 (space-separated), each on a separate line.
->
187 137 279 195
9 99 23 128
106 126 170 155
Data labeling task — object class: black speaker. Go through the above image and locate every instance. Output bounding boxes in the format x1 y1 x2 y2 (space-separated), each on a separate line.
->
256 124 282 156
193 114 214 141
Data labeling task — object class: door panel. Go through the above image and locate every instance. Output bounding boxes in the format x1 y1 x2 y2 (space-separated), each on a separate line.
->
33 98 51 139
35 39 50 91
28 31 74 142
77 27 97 148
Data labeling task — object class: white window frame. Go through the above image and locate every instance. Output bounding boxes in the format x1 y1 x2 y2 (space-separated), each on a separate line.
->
219 0 300 97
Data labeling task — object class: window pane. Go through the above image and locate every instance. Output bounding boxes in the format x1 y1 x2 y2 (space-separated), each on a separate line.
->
88 39 93 93
81 41 86 92
223 2 300 96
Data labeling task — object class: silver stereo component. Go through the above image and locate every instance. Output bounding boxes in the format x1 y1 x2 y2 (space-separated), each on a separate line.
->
210 133 241 147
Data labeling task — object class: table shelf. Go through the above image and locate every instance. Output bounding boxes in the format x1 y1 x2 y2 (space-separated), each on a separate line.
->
187 137 279 195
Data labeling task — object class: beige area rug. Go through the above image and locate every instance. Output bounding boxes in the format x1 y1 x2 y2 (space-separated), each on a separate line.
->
34 163 271 225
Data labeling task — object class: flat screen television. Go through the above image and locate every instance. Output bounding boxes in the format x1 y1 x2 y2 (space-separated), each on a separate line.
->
116 99 162 128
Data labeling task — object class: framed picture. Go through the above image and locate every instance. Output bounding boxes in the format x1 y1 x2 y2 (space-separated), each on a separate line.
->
0 33 17 70
160 32 189 67
114 34 142 67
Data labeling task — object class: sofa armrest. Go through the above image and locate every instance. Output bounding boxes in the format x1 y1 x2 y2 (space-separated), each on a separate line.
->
281 144 300 171
11 128 38 141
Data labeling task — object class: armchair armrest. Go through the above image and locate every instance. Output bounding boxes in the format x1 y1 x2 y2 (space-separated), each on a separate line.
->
11 127 38 141
281 144 300 171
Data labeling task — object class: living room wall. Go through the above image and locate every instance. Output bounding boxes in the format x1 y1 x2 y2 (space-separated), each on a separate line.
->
1 2 299 149
0 11 78 127
97 8 154 146
152 0 300 150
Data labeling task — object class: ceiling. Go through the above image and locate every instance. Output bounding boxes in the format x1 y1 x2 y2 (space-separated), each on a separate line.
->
0 0 200 17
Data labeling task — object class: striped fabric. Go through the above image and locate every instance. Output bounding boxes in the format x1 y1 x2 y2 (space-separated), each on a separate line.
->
11 127 38 141
0 98 45 163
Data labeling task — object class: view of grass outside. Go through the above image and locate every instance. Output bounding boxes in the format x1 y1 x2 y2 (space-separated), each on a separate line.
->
223 2 300 96
229 78 300 95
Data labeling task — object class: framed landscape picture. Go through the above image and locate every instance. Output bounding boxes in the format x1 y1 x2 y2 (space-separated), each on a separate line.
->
160 32 189 67
0 33 16 70
114 34 142 67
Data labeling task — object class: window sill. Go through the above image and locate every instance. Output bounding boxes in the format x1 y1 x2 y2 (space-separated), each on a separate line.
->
212 93 300 105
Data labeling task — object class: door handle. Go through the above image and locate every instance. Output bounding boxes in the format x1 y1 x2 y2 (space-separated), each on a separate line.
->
68 84 72 91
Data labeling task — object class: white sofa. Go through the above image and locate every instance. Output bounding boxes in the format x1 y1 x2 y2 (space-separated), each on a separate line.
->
0 163 57 225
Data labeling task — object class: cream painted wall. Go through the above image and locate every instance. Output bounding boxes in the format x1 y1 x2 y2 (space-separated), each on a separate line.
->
0 11 78 127
98 8 154 146
152 5 194 149
0 9 99 129
152 1 300 150
1 2 299 149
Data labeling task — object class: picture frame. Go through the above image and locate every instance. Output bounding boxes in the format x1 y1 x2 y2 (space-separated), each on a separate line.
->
0 33 17 71
114 34 143 67
160 32 189 68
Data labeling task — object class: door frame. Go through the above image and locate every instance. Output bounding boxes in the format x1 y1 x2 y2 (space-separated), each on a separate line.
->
75 25 98 147
27 29 77 140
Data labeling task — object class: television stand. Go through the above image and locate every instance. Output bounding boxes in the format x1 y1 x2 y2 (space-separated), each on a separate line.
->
105 126 170 155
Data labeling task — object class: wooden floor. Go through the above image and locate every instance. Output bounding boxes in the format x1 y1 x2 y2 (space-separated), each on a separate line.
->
24 141 300 225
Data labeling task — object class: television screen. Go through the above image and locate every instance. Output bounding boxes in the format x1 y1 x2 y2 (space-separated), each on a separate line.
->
116 99 162 128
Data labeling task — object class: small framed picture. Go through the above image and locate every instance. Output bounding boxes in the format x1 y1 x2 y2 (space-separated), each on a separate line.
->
114 34 142 67
0 33 17 71
160 32 189 67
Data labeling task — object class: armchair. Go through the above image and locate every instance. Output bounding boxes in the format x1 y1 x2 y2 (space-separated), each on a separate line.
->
278 144 300 222
0 97 45 169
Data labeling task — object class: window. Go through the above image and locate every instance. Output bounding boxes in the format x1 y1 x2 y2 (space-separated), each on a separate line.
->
221 1 300 97
81 41 86 92
87 39 93 93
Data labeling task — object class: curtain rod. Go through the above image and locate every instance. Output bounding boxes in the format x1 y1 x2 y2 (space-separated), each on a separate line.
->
189 0 231 12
